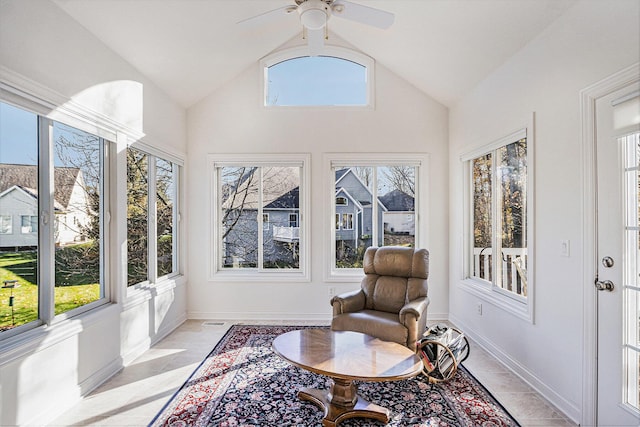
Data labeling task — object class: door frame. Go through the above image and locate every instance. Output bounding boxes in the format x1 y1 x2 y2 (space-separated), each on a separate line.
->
581 63 640 427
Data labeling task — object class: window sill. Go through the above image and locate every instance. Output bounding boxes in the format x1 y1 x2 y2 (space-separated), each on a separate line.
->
458 278 533 323
210 269 310 283
325 269 363 283
0 303 120 367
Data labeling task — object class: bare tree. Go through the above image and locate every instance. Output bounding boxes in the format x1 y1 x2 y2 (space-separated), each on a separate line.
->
382 166 415 196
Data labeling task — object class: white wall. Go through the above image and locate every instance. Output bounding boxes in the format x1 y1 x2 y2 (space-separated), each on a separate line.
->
0 1 187 425
449 0 640 423
187 39 449 322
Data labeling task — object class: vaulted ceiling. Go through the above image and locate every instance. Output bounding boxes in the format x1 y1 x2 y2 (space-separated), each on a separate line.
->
53 0 578 108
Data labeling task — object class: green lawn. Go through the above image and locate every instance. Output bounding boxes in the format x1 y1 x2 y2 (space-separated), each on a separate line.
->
0 248 100 331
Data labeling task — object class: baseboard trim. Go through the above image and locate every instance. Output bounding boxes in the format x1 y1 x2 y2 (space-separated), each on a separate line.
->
187 311 332 323
449 313 580 424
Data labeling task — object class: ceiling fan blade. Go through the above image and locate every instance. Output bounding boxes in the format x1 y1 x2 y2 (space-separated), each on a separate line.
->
236 5 296 27
331 0 394 29
306 28 325 57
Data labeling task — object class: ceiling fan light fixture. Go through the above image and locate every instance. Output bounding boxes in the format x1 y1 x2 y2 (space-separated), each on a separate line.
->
298 0 329 30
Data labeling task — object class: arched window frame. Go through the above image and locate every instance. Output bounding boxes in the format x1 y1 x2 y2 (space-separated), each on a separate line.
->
260 46 375 109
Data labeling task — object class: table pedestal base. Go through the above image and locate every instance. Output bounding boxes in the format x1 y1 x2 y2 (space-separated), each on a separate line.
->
298 378 390 427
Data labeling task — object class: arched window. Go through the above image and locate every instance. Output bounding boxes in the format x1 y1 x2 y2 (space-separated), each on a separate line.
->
261 46 374 107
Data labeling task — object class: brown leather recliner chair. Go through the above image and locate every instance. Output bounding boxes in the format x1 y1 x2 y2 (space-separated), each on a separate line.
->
330 246 430 349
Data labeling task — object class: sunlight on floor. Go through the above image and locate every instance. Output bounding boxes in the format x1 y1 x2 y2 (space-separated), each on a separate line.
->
49 320 575 427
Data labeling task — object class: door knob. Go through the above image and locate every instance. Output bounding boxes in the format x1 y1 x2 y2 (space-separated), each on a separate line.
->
602 256 614 268
595 279 614 292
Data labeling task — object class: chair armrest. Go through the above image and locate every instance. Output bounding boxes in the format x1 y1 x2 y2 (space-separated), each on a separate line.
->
399 296 429 325
330 289 365 316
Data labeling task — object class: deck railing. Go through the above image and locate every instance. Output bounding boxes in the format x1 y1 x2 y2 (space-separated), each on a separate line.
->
472 247 527 296
273 226 299 243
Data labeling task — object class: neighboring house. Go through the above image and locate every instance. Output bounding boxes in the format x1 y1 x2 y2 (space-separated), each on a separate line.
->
221 167 301 267
0 163 91 249
379 189 415 235
221 167 390 267
334 168 387 253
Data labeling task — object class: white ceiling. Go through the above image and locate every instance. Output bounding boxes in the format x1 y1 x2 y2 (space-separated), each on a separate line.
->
53 0 577 108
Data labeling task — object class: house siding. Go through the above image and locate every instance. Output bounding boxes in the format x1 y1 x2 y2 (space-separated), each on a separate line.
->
0 188 38 248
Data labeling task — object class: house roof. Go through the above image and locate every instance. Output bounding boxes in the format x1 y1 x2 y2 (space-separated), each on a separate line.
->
0 164 81 209
222 166 300 210
0 185 65 212
51 0 578 108
265 187 299 209
378 189 414 212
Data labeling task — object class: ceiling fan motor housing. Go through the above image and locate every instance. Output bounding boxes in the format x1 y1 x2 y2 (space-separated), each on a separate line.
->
298 0 331 30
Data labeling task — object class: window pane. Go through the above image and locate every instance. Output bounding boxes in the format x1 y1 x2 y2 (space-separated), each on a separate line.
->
156 158 175 277
52 121 102 314
497 139 527 296
267 56 367 106
263 167 300 269
127 148 148 285
472 153 493 282
220 166 259 269
0 102 39 331
378 165 416 247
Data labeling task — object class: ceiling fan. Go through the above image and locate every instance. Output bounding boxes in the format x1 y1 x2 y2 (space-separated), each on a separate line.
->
238 0 395 55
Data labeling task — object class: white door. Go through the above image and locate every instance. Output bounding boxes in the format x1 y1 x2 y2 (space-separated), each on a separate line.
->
596 83 640 426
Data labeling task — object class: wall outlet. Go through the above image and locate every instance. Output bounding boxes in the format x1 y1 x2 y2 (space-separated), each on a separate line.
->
476 302 483 315
328 286 336 297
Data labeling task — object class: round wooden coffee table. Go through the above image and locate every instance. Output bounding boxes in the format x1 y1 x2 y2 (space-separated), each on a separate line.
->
272 329 422 427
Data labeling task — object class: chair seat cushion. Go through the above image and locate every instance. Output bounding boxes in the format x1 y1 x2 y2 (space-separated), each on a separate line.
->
331 310 408 346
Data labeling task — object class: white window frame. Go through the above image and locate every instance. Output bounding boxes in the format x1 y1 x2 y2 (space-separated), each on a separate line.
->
342 213 354 230
460 122 535 322
0 96 112 341
209 153 310 282
289 213 299 228
20 215 37 234
324 153 429 282
260 45 375 109
336 196 348 206
125 145 182 290
262 213 270 231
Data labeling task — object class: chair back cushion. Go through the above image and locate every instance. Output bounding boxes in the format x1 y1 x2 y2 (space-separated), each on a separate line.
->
361 246 429 313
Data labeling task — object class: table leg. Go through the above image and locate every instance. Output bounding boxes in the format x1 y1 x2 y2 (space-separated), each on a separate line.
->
298 378 390 427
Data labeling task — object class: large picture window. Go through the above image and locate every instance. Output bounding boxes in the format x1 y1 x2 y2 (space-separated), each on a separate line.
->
326 154 427 279
462 126 533 317
0 101 108 336
210 154 310 280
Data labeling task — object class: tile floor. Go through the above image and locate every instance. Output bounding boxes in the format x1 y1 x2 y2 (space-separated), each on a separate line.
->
49 320 576 426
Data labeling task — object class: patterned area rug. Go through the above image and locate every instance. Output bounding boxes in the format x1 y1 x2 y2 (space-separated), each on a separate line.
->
149 325 520 427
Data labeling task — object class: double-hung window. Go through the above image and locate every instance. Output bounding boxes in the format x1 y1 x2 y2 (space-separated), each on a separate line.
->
461 127 533 319
0 100 109 337
126 147 180 287
210 154 310 281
